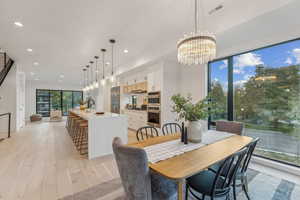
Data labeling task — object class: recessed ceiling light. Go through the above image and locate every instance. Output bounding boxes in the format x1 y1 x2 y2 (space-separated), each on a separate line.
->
33 62 39 66
106 62 110 65
27 48 33 52
123 49 129 53
14 22 23 27
34 78 39 81
30 72 35 76
59 74 64 78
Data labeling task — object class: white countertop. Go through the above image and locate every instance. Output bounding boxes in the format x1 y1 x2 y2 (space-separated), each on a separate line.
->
70 109 128 159
70 109 124 120
123 109 147 113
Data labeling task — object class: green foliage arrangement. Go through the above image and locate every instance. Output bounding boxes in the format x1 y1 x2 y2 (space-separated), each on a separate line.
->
171 94 213 122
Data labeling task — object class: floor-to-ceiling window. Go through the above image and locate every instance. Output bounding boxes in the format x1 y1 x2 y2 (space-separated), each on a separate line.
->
73 91 83 108
209 38 300 166
36 89 83 117
50 90 62 111
36 90 50 117
209 59 228 121
62 91 73 116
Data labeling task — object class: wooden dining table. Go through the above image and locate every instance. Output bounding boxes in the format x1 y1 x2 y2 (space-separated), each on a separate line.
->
128 133 253 200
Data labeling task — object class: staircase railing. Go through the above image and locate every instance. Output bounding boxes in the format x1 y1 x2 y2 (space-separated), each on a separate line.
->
0 112 11 142
0 53 14 87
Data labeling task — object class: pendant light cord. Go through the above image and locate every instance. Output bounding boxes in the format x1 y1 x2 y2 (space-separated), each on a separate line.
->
86 65 89 86
89 64 91 85
195 0 198 32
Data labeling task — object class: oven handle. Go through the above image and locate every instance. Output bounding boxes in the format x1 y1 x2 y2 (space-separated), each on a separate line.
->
147 110 160 113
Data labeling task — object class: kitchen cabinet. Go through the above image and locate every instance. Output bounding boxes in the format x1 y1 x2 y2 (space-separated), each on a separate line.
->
140 81 147 91
123 109 147 130
123 85 128 94
123 81 148 94
147 70 161 92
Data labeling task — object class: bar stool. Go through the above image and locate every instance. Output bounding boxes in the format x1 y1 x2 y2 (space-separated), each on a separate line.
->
66 113 76 132
72 118 86 143
70 116 82 139
77 122 88 155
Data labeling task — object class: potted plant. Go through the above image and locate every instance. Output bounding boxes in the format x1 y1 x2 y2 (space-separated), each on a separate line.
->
79 100 87 111
171 94 212 143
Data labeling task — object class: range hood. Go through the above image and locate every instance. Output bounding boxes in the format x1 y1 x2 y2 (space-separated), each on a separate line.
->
130 89 147 94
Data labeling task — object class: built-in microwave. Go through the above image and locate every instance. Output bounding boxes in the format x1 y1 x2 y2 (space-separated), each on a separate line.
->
147 91 161 127
148 91 160 105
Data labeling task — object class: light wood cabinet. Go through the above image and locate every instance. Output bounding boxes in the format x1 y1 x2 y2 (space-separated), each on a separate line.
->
123 81 148 94
140 81 147 91
123 85 128 93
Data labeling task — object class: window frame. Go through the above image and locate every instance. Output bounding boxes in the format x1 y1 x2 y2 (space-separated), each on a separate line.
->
207 37 300 168
36 89 83 117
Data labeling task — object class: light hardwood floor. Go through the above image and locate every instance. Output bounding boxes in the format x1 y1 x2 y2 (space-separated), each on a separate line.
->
0 120 136 200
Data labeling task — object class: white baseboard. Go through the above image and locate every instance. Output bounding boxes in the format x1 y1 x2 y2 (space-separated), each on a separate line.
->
252 156 300 177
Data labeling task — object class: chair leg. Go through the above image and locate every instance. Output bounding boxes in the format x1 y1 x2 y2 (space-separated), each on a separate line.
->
225 193 230 200
185 184 189 200
233 178 237 200
242 175 251 200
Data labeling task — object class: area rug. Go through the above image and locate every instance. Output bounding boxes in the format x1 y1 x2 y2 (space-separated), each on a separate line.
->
58 169 300 200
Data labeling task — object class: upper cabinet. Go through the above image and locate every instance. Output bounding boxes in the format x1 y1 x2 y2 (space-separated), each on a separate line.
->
121 67 162 94
147 70 162 92
123 81 148 94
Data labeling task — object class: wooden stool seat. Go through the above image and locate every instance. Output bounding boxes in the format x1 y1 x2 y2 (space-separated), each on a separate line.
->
79 123 88 127
66 114 88 156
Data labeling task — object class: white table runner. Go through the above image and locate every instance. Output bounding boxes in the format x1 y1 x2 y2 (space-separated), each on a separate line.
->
144 130 234 163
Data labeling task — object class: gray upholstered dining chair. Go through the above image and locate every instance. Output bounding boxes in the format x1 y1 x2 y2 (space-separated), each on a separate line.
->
216 120 244 135
112 137 177 200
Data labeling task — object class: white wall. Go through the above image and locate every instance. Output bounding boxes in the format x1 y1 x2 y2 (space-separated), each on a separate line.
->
160 61 207 124
0 64 17 133
16 71 26 131
179 64 207 102
25 80 81 121
161 60 180 124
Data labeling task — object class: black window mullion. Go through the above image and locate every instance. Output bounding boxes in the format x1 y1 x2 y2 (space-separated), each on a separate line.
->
207 62 212 129
72 91 74 109
228 57 234 121
61 91 63 113
48 90 50 117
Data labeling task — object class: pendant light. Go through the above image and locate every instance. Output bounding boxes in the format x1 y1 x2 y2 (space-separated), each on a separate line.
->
82 68 87 92
86 65 90 91
89 61 94 90
94 56 99 88
109 39 116 83
84 67 88 91
177 0 216 65
101 49 106 86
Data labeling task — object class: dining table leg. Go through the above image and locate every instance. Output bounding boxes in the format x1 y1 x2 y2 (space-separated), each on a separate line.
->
177 179 185 200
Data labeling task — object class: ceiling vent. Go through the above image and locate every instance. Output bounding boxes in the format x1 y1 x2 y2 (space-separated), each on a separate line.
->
208 4 224 15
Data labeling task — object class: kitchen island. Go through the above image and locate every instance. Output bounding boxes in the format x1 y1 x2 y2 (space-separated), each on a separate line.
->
70 109 128 159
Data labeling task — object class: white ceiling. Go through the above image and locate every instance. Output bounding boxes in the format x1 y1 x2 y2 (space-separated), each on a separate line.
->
0 0 296 86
